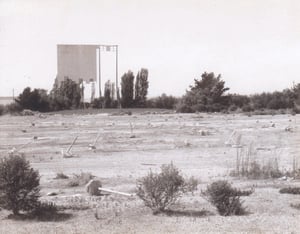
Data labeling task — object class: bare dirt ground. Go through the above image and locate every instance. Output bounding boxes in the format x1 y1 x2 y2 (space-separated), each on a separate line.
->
0 110 299 234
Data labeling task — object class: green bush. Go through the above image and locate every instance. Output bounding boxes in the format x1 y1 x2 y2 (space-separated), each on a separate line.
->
202 180 248 216
137 163 192 214
0 155 40 215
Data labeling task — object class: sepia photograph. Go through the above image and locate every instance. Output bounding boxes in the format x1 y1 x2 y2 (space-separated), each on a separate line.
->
0 0 300 233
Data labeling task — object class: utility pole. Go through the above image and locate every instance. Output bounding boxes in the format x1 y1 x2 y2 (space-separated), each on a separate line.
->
98 48 102 98
115 45 121 108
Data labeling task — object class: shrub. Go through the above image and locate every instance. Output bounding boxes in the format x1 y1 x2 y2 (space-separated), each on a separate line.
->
241 104 254 112
67 180 79 187
147 94 179 109
279 187 300 195
15 87 50 112
177 72 230 113
202 180 247 216
0 155 40 215
55 172 69 179
68 172 94 187
5 102 23 114
136 163 189 213
0 104 4 115
175 102 194 113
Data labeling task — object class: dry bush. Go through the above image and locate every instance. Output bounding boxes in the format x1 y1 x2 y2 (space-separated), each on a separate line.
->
279 187 300 195
202 180 248 216
55 172 69 179
137 163 196 214
68 172 94 187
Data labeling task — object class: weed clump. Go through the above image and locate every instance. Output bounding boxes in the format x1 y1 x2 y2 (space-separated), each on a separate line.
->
137 163 197 214
202 180 249 216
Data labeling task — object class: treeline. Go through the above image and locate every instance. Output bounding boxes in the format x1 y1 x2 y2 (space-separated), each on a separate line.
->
1 70 300 115
0 68 150 114
176 72 300 114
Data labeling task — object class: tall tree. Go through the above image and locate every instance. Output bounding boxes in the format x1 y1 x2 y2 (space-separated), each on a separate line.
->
292 83 300 108
135 68 149 107
49 77 81 110
104 80 113 108
178 72 230 112
121 71 134 108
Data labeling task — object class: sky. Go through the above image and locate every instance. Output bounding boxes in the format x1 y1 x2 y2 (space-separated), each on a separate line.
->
0 0 300 97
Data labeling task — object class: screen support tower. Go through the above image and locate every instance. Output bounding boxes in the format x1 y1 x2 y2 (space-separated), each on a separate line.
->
97 44 120 108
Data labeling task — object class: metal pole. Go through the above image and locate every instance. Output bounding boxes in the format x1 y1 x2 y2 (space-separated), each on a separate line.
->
98 46 102 98
115 45 120 108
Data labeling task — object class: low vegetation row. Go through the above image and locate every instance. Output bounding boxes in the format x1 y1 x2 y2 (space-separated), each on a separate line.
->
1 71 300 115
1 155 299 221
